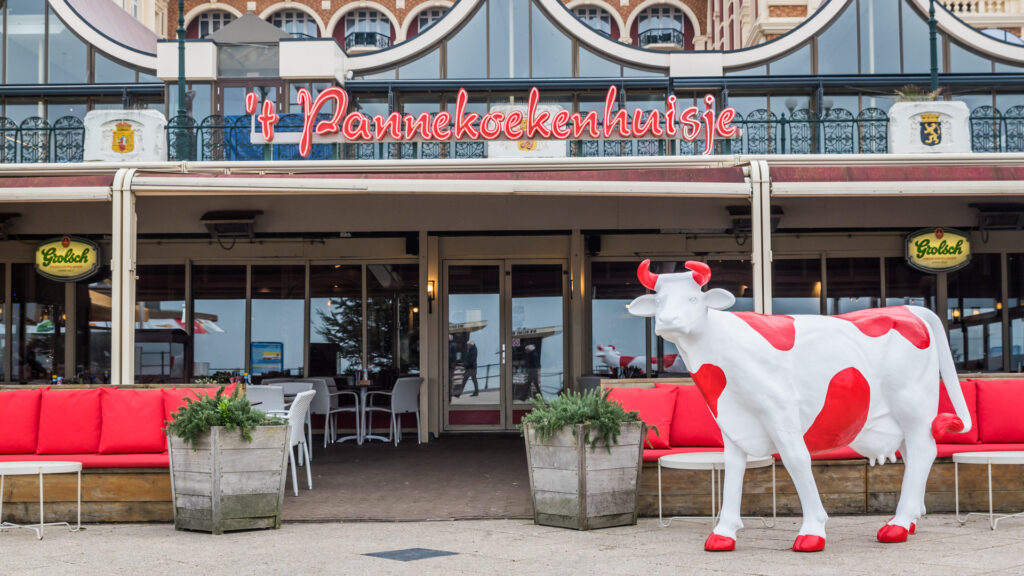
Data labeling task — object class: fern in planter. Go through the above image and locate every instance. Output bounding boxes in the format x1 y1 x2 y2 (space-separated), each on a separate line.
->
165 386 286 450
519 388 650 451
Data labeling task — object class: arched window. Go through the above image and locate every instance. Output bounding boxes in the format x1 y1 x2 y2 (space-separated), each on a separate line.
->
573 5 615 38
344 10 392 51
636 5 691 50
270 10 319 38
418 8 447 32
186 10 236 39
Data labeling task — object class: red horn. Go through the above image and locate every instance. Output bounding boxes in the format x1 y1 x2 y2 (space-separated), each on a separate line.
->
685 261 711 287
637 259 659 290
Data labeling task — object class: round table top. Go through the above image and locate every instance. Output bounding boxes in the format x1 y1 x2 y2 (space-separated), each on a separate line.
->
0 461 83 475
658 452 774 470
951 451 1024 465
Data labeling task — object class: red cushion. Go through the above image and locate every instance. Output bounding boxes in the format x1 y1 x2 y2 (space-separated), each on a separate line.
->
99 389 167 454
642 446 724 462
0 389 43 454
0 453 169 468
655 383 723 448
936 380 979 444
975 379 1024 443
162 384 237 426
606 386 677 449
36 389 102 455
936 443 1024 458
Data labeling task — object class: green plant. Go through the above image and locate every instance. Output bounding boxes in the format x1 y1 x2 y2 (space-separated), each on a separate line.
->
193 376 218 385
209 371 234 384
518 388 649 451
895 85 943 102
165 386 285 450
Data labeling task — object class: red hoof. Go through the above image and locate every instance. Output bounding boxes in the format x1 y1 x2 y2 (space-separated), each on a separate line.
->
877 524 909 543
888 517 916 535
704 533 736 552
792 535 826 552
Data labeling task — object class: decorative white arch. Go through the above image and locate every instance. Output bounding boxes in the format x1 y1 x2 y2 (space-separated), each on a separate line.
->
259 2 329 37
326 1 404 44
563 0 629 43
399 0 455 41
623 0 703 39
183 3 243 29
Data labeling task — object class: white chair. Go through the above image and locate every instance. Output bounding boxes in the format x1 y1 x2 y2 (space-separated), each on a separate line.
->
309 379 361 447
285 390 316 497
246 385 286 416
363 377 424 446
270 381 315 457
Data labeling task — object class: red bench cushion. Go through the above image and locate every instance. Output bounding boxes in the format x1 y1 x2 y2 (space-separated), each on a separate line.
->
99 389 167 454
37 389 102 455
606 386 677 449
975 379 1024 443
936 379 979 444
162 384 237 426
0 453 169 468
0 388 43 454
655 383 723 448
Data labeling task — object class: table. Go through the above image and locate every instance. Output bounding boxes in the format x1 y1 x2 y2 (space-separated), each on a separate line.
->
657 452 776 529
0 461 82 540
954 451 1024 530
354 381 392 443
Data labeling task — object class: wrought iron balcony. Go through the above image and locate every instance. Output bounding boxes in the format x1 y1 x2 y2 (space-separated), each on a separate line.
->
345 31 391 52
638 28 685 49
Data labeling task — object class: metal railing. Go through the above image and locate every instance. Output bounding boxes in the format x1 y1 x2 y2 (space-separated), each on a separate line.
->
638 28 685 48
0 115 85 163
345 31 391 51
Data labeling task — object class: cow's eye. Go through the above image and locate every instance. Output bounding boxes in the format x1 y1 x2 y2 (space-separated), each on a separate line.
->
689 296 697 303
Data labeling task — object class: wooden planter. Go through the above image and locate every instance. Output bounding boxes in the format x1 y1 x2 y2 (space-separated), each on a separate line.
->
523 421 645 530
168 425 289 534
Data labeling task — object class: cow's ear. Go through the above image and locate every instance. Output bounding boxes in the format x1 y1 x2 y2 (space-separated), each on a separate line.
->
702 288 736 310
627 294 657 317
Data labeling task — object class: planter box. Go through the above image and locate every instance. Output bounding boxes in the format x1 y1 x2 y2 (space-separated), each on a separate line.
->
523 421 644 530
168 425 289 534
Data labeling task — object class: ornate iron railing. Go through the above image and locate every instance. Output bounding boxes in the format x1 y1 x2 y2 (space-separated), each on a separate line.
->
0 116 84 163
638 28 685 48
345 31 391 51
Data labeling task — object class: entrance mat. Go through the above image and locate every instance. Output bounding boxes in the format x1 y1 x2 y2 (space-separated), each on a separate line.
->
364 548 459 562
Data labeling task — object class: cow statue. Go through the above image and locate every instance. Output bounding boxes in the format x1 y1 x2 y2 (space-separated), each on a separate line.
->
627 260 971 553
595 344 686 375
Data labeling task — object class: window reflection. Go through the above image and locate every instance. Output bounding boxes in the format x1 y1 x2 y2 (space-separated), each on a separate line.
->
193 265 246 377
772 259 821 315
1009 254 1024 372
826 258 881 315
77 269 112 383
591 262 646 378
511 264 563 400
135 264 187 383
446 2 486 78
309 265 362 380
12 264 64 383
367 264 419 388
858 0 900 74
6 0 45 84
884 257 935 309
47 8 86 84
948 254 1002 371
251 265 305 378
0 265 5 381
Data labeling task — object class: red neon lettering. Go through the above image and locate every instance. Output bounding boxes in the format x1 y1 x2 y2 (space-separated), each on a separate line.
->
526 87 552 138
479 112 504 140
342 113 372 140
245 92 259 115
550 110 571 139
603 86 629 138
297 87 347 157
403 112 434 140
716 107 738 139
432 111 452 140
504 110 524 140
630 108 664 138
665 95 678 137
374 113 405 140
257 99 279 141
679 106 700 141
701 94 716 155
453 89 480 140
572 110 601 139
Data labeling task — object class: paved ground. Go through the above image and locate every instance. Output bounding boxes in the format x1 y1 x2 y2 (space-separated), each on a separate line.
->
283 434 532 521
4 515 1022 575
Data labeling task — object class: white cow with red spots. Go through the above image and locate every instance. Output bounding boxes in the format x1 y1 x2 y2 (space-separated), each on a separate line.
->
595 345 686 375
627 260 971 552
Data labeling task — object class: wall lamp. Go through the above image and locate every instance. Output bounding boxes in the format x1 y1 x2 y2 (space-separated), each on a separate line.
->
427 280 436 313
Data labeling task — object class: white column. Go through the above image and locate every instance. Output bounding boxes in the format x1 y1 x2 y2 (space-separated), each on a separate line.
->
750 160 773 314
110 169 138 385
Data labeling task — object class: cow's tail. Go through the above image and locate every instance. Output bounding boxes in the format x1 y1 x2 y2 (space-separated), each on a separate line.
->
917 307 972 438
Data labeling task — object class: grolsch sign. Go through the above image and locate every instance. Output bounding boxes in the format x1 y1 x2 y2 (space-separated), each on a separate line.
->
905 228 971 273
35 236 101 282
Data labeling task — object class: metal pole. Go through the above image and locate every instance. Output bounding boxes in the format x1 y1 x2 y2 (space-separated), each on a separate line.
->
929 0 939 92
176 0 188 159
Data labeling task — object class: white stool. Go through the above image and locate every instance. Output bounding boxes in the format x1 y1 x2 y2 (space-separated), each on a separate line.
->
657 452 776 528
954 451 1024 530
0 461 82 540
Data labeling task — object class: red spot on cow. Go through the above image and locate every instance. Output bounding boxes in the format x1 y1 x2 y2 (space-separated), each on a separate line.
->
834 306 930 350
732 312 796 351
691 364 727 418
803 367 871 454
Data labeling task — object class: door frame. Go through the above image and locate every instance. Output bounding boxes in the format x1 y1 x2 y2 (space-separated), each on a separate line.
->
442 257 569 431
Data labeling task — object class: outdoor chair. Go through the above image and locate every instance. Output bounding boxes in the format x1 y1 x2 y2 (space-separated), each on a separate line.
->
309 379 361 447
286 390 316 496
266 381 315 458
363 377 424 446
247 385 286 416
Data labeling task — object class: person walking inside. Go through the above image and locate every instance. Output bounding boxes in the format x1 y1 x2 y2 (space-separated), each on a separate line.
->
465 340 479 396
524 344 542 398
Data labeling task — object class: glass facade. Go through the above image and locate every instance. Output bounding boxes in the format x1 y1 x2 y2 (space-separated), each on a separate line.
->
193 265 246 377
251 265 305 377
948 254 1003 372
11 263 64 383
135 265 187 383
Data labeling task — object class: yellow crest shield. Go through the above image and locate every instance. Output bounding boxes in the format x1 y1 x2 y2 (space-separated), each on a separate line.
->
112 121 135 154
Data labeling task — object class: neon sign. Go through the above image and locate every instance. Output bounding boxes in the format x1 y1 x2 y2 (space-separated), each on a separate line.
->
246 86 738 158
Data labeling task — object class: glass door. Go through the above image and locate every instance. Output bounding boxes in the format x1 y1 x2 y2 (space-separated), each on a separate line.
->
444 260 567 430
